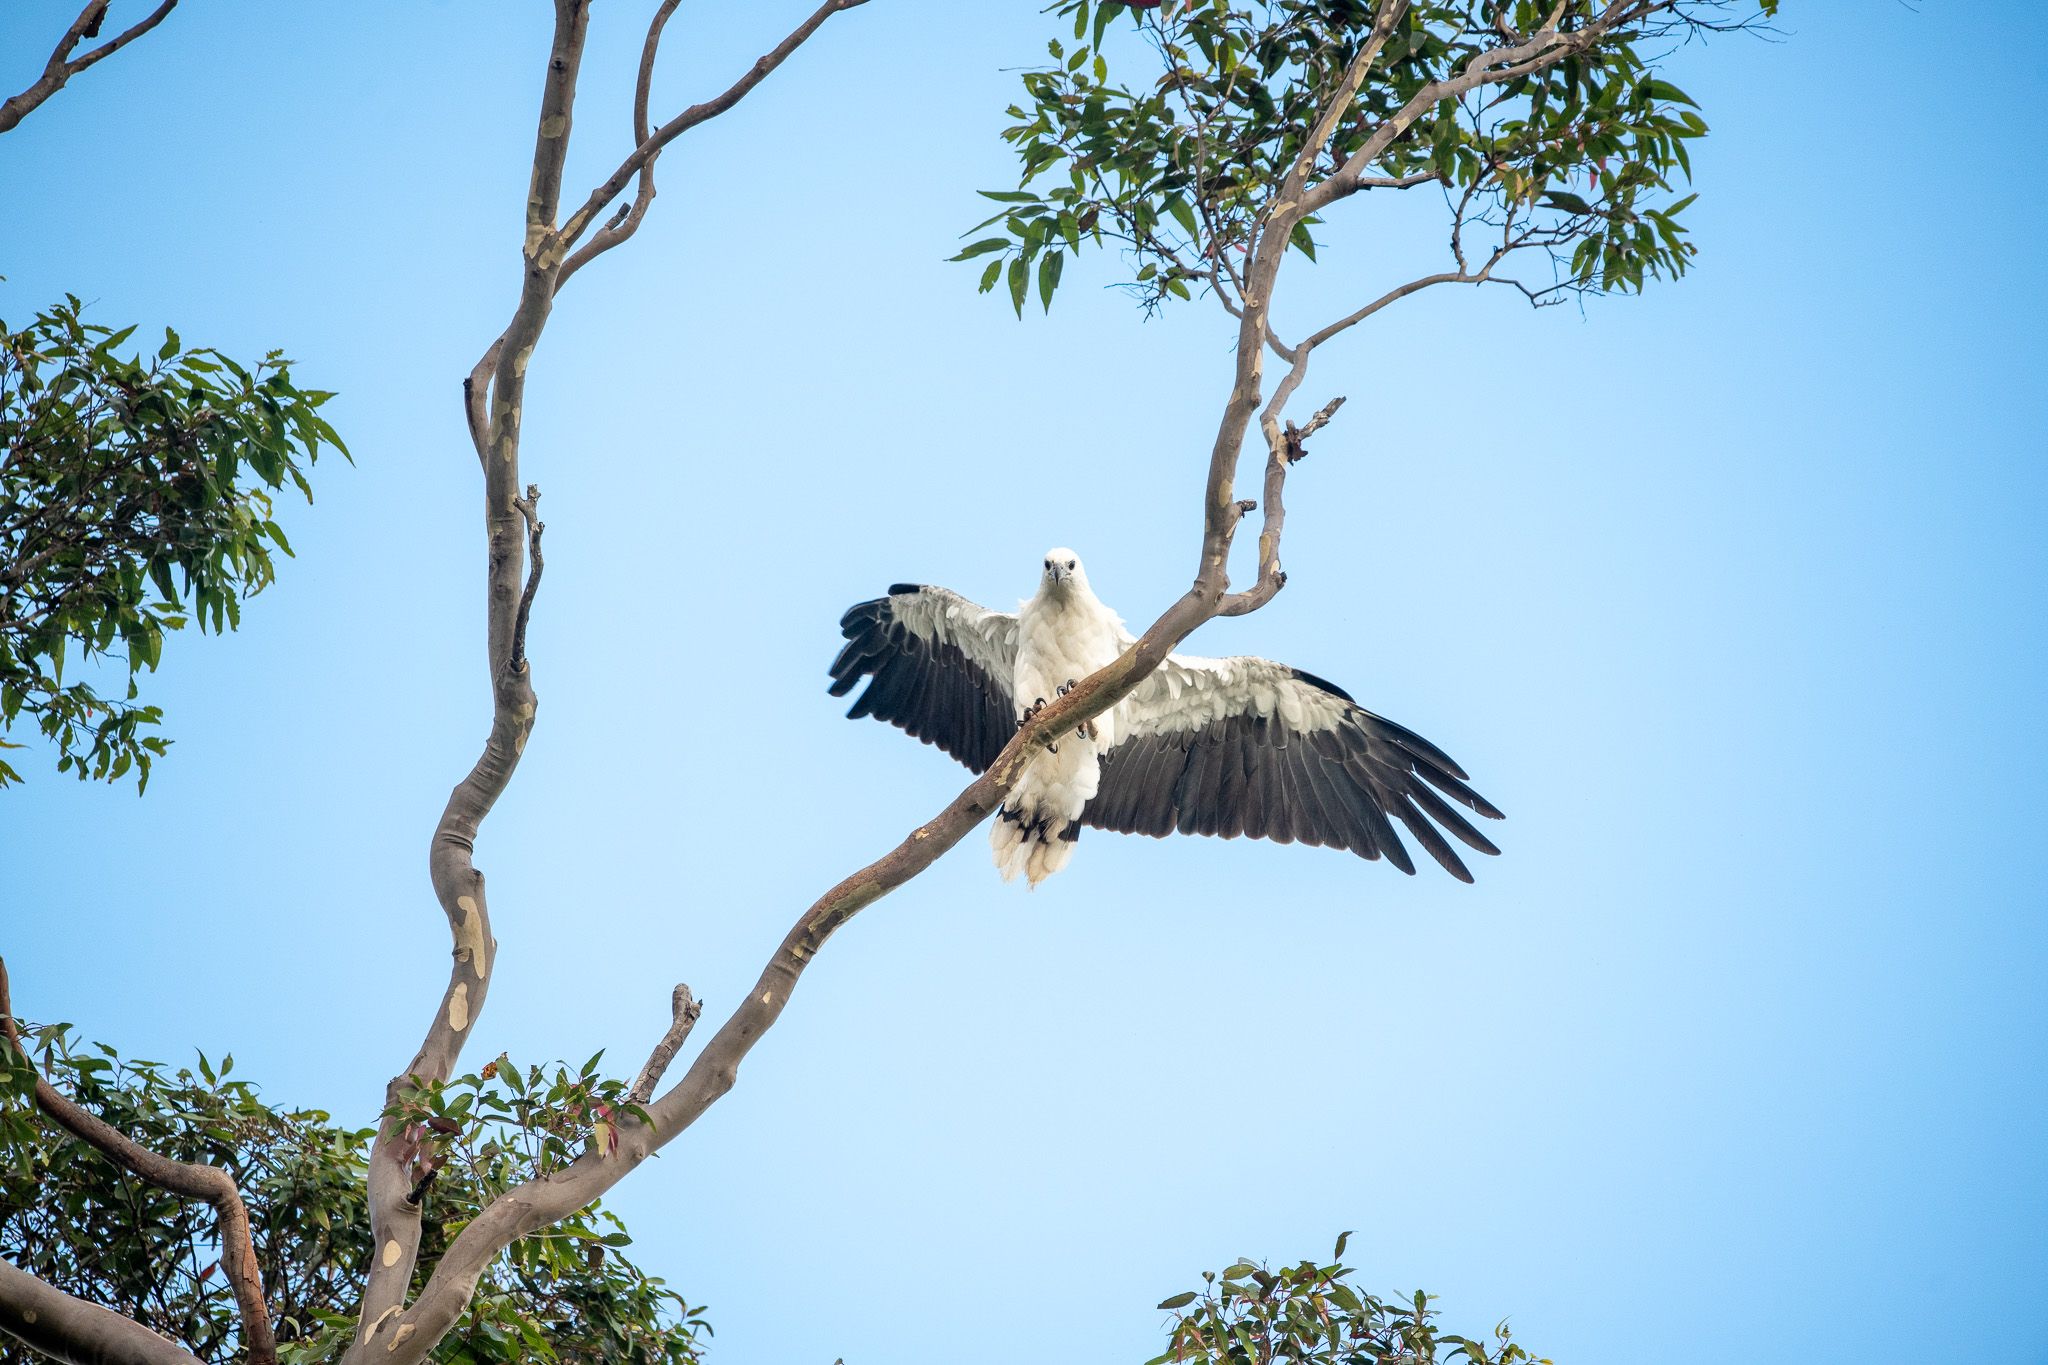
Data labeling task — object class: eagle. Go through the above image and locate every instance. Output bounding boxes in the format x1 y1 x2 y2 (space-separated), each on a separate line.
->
828 549 1502 886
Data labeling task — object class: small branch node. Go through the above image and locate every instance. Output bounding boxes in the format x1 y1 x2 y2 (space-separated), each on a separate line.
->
629 984 702 1104
509 486 545 672
1283 395 1347 462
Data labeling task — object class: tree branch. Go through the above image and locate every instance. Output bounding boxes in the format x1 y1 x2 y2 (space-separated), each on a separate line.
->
509 484 543 672
629 985 701 1105
555 0 680 287
351 0 589 1338
1218 395 1345 617
0 1 179 136
0 1256 204 1365
0 958 275 1365
545 0 869 280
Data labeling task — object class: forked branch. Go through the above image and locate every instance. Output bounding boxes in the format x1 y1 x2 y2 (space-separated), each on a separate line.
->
0 0 180 136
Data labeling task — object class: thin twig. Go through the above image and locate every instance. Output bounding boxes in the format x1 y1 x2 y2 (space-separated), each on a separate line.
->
630 985 702 1105
510 485 543 672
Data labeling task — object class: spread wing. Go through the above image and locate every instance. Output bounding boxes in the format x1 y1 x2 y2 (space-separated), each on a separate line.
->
1088 654 1504 881
828 584 1020 773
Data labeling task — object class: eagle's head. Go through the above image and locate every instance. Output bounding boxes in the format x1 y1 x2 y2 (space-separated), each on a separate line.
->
1040 547 1086 595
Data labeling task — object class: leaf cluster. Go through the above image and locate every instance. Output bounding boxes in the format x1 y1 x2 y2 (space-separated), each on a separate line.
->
960 0 1748 316
1149 1234 1550 1365
0 1026 707 1365
0 299 344 791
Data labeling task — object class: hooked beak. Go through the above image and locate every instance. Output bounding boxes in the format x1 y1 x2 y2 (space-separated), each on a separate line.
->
1046 565 1067 584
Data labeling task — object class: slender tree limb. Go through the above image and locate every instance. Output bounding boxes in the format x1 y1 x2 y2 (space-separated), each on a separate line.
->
350 2 588 1339
1219 395 1345 618
556 0 681 287
0 1256 204 1365
0 958 275 1365
544 0 869 277
509 485 543 672
0 0 179 136
1353 170 1444 190
629 985 701 1105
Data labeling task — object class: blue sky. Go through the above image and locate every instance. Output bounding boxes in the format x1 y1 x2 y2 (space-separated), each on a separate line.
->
3 3 2044 1363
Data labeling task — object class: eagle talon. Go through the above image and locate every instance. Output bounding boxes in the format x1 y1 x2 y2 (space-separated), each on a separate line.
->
1076 719 1098 742
1056 679 1077 697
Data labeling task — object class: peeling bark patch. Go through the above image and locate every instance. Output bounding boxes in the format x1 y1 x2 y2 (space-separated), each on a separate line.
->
388 1323 417 1353
362 1306 401 1343
448 982 471 1031
21 1310 35 1324
455 899 490 978
540 114 567 138
381 1239 402 1268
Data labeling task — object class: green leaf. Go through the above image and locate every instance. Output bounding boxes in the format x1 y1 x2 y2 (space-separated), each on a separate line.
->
1037 250 1064 311
1007 256 1029 317
1158 1292 1199 1310
948 237 1011 261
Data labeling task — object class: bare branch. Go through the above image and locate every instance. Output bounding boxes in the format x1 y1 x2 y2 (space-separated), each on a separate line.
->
0 958 275 1365
1219 394 1346 618
556 0 681 286
551 0 869 281
1353 170 1445 190
351 1 587 1335
630 985 702 1105
0 1 179 136
509 484 543 672
0 1256 203 1365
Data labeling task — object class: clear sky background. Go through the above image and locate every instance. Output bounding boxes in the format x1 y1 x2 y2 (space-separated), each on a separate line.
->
3 3 2043 1363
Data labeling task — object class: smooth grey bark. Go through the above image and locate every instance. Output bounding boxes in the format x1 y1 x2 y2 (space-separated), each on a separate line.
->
0 1257 203 1365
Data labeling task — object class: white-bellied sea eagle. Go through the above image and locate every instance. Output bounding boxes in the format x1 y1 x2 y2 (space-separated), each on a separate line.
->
828 549 1502 886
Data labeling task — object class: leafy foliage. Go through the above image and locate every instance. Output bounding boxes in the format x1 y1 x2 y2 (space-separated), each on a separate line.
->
1149 1234 1549 1365
0 1026 708 1365
960 0 1765 316
0 298 345 791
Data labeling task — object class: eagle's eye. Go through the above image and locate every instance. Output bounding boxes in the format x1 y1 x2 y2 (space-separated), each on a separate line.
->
1066 559 1076 570
1043 559 1051 569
